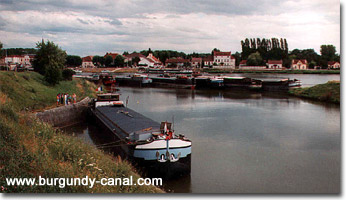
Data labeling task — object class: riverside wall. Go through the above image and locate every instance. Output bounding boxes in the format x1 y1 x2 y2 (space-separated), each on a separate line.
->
35 97 92 127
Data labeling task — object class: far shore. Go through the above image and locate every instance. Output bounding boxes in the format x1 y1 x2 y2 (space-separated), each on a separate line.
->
70 67 340 75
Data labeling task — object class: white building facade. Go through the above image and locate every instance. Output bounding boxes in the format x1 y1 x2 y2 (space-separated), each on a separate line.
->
213 51 235 69
291 59 308 70
138 57 155 67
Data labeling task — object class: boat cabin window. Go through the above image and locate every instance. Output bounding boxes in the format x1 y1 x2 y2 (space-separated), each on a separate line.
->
97 94 120 101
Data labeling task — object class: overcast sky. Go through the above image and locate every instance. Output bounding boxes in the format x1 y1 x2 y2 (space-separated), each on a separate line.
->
0 0 340 57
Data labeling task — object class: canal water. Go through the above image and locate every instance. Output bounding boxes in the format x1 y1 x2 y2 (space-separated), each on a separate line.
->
231 73 340 87
64 74 340 193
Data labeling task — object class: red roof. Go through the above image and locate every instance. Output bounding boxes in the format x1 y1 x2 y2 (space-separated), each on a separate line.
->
147 53 161 64
191 57 202 62
6 55 27 58
82 56 93 62
104 52 120 59
144 57 155 63
328 61 339 65
203 56 213 62
125 53 146 59
214 51 231 56
268 60 282 64
239 60 247 65
292 59 307 64
166 58 190 63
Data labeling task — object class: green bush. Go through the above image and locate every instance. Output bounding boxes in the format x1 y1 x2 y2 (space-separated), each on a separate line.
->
62 69 75 81
44 64 62 85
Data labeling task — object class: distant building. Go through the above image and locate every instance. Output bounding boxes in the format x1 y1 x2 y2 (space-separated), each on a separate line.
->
291 59 308 70
124 53 146 65
238 65 267 70
124 53 145 62
147 53 162 67
0 58 5 67
191 57 202 68
104 52 120 60
165 57 190 68
267 60 283 69
213 51 235 69
81 56 95 68
328 61 340 69
203 56 213 67
239 60 247 66
4 55 33 70
138 57 155 67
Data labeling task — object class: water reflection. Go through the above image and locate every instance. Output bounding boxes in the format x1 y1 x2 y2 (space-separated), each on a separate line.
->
64 86 340 193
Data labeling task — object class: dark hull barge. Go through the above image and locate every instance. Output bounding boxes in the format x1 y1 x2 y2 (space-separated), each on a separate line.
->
89 93 192 177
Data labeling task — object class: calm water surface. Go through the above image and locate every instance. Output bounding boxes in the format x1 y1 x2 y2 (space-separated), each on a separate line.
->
66 74 340 193
231 73 340 87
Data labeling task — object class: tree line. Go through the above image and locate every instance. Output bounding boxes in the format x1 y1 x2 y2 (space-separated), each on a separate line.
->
241 38 289 67
1 38 340 86
241 38 339 68
0 48 37 57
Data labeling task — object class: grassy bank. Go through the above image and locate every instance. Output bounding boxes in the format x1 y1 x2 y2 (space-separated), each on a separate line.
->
0 71 163 193
289 81 340 104
201 69 340 74
0 71 97 111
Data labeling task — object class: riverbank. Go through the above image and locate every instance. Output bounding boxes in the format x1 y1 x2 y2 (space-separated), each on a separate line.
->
201 69 340 74
0 71 163 193
80 68 138 73
289 81 340 104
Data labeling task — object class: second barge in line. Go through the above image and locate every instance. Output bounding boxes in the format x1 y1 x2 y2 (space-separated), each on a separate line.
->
89 93 192 176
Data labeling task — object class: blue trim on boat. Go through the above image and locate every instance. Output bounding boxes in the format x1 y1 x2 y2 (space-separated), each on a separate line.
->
134 147 191 161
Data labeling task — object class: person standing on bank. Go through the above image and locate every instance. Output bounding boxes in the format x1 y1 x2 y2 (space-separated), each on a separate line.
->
56 93 60 106
73 93 77 104
60 93 63 104
64 93 68 105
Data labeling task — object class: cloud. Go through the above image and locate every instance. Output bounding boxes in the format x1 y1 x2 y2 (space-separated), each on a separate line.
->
1 11 125 35
0 0 340 56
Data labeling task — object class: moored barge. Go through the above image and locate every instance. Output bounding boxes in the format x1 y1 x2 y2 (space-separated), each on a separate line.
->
89 93 192 176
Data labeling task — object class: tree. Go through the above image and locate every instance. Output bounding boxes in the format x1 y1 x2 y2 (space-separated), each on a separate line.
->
126 60 132 67
105 55 113 67
1 48 37 57
309 61 317 69
289 49 320 63
241 37 288 61
62 68 75 80
320 45 336 61
32 40 66 85
320 45 337 69
211 48 220 56
44 61 62 85
232 52 241 66
0 42 2 57
246 52 263 66
132 56 140 66
65 55 82 67
114 55 125 67
92 56 105 67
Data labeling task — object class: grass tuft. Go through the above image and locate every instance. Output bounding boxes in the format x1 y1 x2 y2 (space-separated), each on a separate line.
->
289 81 340 104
